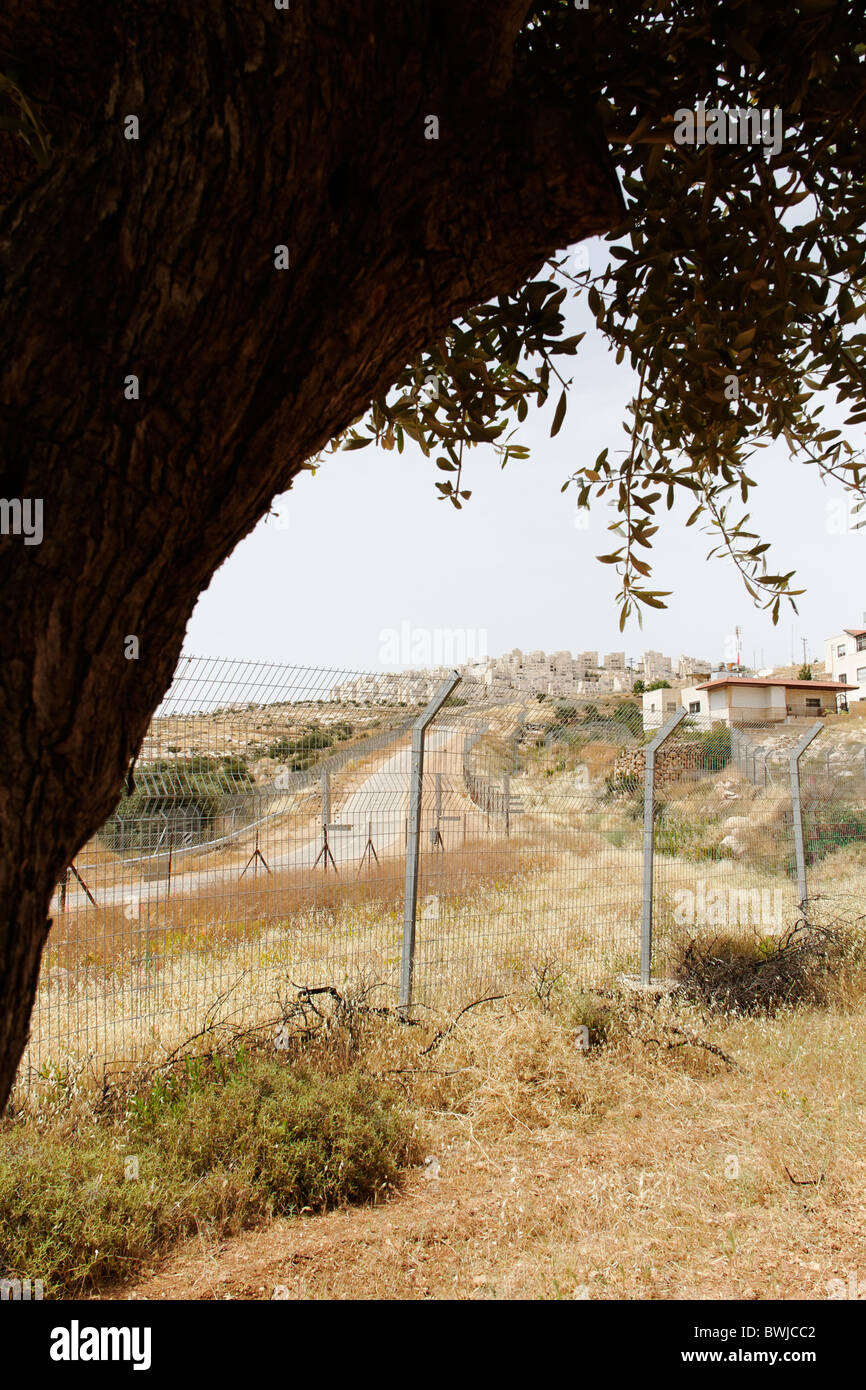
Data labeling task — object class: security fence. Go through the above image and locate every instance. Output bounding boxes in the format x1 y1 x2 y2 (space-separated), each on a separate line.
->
17 658 866 1091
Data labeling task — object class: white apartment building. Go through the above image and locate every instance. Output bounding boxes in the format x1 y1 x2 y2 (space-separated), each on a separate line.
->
824 623 866 706
642 686 681 729
675 654 712 681
640 650 672 683
334 645 712 706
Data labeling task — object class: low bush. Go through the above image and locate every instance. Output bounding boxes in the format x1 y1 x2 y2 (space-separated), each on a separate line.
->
566 992 618 1046
803 801 866 868
603 772 642 800
654 812 723 860
100 756 255 851
699 726 732 771
673 920 866 1015
0 1054 415 1296
266 725 335 766
612 701 643 735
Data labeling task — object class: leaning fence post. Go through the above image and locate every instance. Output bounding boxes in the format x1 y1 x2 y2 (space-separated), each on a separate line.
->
399 670 461 1015
789 721 823 910
640 706 688 987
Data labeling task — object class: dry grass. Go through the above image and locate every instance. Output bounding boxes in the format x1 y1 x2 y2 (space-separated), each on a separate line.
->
14 872 866 1302
97 979 866 1301
25 817 866 1093
44 837 556 966
24 838 572 1085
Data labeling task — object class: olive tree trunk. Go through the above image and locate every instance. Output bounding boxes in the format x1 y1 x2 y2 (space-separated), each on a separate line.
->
0 0 622 1108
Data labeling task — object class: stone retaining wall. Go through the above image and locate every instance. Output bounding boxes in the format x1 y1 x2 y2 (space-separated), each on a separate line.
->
612 743 704 787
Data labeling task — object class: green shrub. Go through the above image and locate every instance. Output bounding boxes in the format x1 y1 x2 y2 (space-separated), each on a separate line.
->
654 813 722 859
612 701 643 735
267 726 335 764
0 1056 415 1296
699 726 732 771
803 801 866 868
100 756 255 852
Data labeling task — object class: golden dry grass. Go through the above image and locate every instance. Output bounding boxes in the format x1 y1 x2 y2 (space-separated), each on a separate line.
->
25 800 866 1091
99 983 866 1301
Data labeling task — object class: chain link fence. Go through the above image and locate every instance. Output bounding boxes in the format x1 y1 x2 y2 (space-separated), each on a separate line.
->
18 659 866 1091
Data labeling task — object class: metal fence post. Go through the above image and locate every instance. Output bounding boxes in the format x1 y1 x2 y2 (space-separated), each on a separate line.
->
640 707 688 986
789 721 823 910
430 773 445 850
399 670 461 1014
321 767 330 828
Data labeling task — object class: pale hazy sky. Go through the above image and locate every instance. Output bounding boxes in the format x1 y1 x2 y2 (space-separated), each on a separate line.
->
185 238 864 676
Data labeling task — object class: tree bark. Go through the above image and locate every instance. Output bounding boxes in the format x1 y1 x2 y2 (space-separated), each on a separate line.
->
0 1 622 1109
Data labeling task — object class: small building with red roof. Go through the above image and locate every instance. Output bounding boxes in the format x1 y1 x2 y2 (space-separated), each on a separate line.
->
679 675 857 725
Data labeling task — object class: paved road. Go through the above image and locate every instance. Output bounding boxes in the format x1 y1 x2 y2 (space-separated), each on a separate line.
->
53 727 464 915
280 727 459 869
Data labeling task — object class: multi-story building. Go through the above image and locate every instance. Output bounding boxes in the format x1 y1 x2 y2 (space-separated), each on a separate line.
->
333 645 711 705
640 650 673 682
824 623 866 706
676 654 712 681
